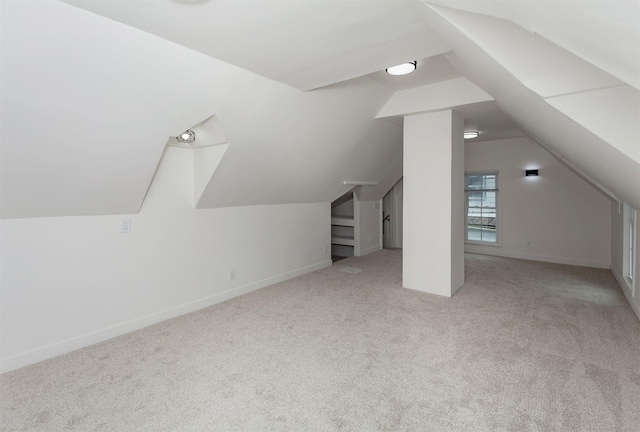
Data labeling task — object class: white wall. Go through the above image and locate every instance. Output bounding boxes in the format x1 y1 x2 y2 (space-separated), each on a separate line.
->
450 112 465 292
354 194 382 257
464 137 611 268
376 77 493 119
3 1 406 220
0 0 275 219
0 146 331 373
332 195 354 218
611 202 640 321
403 110 464 297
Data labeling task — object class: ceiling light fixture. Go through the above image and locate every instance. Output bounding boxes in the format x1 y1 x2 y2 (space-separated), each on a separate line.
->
385 61 417 76
176 129 195 144
464 131 479 140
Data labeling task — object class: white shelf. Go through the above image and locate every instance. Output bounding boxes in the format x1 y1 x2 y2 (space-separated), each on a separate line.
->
331 235 355 246
331 215 355 227
331 193 356 257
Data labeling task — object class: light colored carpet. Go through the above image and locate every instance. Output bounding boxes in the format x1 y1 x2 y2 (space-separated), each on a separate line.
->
2 250 639 431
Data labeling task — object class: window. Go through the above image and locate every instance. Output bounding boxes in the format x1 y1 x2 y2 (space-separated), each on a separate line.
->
624 202 635 283
465 172 498 244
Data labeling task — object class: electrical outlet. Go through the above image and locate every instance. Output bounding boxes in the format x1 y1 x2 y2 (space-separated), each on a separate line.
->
324 246 328 254
368 235 371 242
229 270 235 280
120 218 131 233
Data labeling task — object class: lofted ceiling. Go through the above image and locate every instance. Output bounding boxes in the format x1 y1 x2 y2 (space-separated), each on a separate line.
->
426 0 640 91
63 0 451 92
63 0 635 152
1 0 638 219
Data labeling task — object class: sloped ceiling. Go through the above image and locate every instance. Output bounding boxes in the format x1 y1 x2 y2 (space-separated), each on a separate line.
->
1 0 638 219
195 77 404 208
425 0 640 90
419 3 639 208
0 0 279 218
63 0 451 92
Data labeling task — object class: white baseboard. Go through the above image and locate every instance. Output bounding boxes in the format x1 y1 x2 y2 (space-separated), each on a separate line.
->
0 260 332 374
610 265 640 322
356 244 381 257
464 246 610 269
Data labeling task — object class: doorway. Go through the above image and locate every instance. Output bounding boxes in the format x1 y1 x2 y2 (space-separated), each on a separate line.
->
383 178 403 249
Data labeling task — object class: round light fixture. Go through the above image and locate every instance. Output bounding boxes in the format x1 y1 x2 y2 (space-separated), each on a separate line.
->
464 131 479 140
176 129 195 144
385 61 417 76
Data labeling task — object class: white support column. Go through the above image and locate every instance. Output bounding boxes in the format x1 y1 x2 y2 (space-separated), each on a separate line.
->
402 110 464 297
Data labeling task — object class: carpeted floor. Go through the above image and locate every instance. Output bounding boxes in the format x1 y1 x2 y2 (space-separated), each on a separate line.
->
1 250 639 431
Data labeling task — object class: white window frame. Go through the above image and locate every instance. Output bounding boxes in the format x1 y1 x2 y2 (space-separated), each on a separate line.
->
464 171 501 247
623 202 636 294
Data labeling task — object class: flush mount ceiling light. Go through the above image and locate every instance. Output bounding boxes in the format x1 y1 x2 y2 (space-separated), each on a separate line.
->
176 129 195 144
464 131 479 140
385 61 417 76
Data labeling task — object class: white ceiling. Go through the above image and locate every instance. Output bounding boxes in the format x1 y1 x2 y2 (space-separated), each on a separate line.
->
63 0 638 154
63 0 523 142
424 3 639 207
425 0 640 90
367 54 460 91
2 0 639 218
63 0 639 94
64 0 451 91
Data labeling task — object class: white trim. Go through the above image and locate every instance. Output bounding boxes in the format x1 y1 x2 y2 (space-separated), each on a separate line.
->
0 260 332 374
383 190 395 249
167 140 229 149
358 244 382 257
342 180 379 186
353 193 361 255
464 246 610 269
623 204 636 283
465 240 501 247
611 265 640 322
624 276 635 296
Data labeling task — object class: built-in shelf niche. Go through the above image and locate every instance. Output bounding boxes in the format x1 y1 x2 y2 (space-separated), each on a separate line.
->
331 191 355 259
